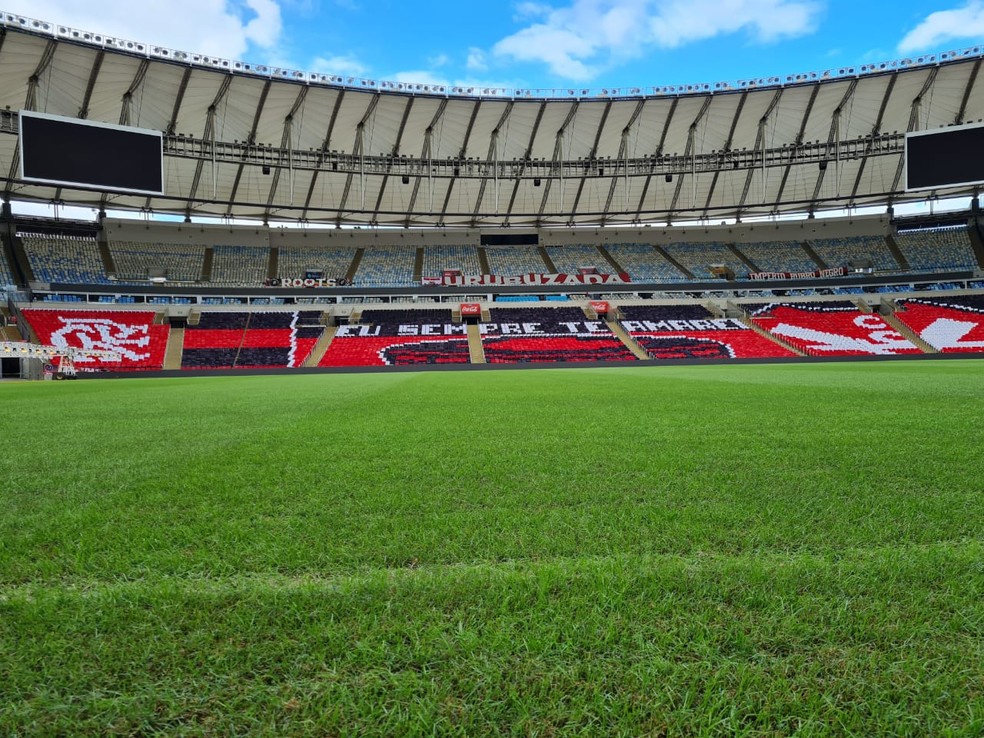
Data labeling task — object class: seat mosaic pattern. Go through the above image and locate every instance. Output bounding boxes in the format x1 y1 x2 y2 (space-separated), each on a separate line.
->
319 308 469 366
182 311 323 369
20 309 169 370
893 297 984 353
479 307 636 363
750 303 921 356
618 304 794 359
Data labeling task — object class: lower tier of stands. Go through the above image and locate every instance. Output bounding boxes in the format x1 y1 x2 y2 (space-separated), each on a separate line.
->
482 335 636 363
618 305 794 359
893 297 984 353
320 336 471 366
20 309 169 370
181 311 322 369
751 303 922 356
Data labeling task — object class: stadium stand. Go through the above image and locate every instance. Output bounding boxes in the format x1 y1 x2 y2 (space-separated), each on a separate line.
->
893 296 984 353
808 235 899 271
893 226 978 272
604 243 687 281
319 308 469 366
108 241 207 283
351 247 417 287
618 304 794 359
750 302 922 356
277 246 356 281
20 308 169 370
182 311 323 369
421 245 482 277
480 307 637 363
544 245 607 274
735 241 818 274
21 234 112 285
484 246 549 275
210 245 270 284
661 242 746 280
0 249 14 286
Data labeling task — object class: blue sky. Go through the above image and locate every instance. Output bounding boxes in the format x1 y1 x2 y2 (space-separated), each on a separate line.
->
4 0 984 94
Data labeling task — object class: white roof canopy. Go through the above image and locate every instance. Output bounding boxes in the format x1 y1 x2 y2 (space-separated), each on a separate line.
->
2 14 984 227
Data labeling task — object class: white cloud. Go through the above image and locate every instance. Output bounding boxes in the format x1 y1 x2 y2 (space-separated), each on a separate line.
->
311 54 368 77
492 0 822 81
2 0 283 59
467 47 489 71
898 1 984 54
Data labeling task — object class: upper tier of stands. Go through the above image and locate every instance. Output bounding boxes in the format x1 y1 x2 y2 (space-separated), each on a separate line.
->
893 226 978 272
210 245 270 284
421 245 482 277
21 234 112 285
604 243 686 281
351 247 417 287
808 235 899 271
109 241 205 282
484 246 548 276
661 242 747 279
9 218 981 292
544 245 607 273
276 246 355 280
735 240 818 274
0 249 13 286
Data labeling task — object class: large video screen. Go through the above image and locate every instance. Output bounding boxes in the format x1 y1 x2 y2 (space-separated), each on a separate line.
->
905 123 984 192
19 111 163 195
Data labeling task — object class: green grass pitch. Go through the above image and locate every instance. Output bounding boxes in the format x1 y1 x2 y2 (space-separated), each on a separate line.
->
1 360 982 736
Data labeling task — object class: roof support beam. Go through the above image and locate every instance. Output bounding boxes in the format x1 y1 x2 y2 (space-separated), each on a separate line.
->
891 67 940 194
737 88 783 217
439 99 482 225
538 101 579 223
702 90 749 217
77 50 104 119
226 79 271 216
848 72 899 206
668 95 712 220
634 97 678 221
184 73 233 218
956 58 981 125
263 85 308 221
165 67 193 137
405 98 448 227
504 101 547 226
335 92 381 225
807 79 857 215
301 89 346 220
601 100 645 224
773 83 821 211
119 59 150 126
573 98 618 223
7 38 57 194
370 96 415 224
471 102 514 226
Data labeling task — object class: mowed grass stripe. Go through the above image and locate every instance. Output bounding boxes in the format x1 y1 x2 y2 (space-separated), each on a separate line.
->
2 543 982 735
1 361 982 734
1 362 981 583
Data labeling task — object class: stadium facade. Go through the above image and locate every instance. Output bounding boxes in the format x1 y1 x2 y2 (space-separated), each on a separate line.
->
0 11 983 377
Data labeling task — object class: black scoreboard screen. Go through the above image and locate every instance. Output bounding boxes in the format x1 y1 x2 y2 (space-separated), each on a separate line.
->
19 111 164 195
905 123 984 192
